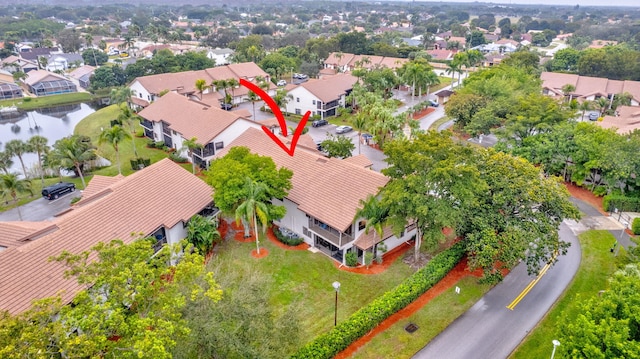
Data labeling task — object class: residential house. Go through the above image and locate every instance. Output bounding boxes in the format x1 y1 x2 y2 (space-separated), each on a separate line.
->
45 53 84 72
206 48 234 65
324 52 355 73
1 55 38 73
346 54 385 72
68 65 96 89
0 69 23 100
324 52 407 73
285 73 357 120
0 159 215 315
598 106 640 134
18 47 61 63
23 70 77 96
472 42 518 54
541 72 640 106
137 92 262 168
129 62 271 108
426 49 456 61
218 127 417 265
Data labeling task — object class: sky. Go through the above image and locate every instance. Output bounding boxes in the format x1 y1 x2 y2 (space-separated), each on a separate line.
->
412 0 640 7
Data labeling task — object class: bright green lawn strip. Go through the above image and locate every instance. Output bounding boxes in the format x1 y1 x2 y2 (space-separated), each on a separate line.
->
0 93 93 110
74 104 175 176
207 233 414 345
509 230 622 358
349 276 490 359
429 116 451 131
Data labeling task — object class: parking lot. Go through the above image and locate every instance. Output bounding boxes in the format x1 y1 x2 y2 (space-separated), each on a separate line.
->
0 191 81 222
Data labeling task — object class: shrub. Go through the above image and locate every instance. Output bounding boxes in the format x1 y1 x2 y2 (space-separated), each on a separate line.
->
146 139 155 148
345 252 358 267
153 141 165 149
168 152 188 163
272 224 304 246
633 218 640 235
291 242 465 359
23 97 32 102
603 194 640 212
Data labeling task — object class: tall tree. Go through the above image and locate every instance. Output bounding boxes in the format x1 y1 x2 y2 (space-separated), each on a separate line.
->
117 103 139 158
320 134 355 159
186 214 220 255
0 173 32 221
98 125 131 175
0 151 14 174
181 137 203 174
194 78 208 99
4 139 32 181
50 135 96 189
355 194 389 265
27 135 49 187
235 178 269 254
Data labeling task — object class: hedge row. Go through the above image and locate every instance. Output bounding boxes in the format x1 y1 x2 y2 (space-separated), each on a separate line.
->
290 242 466 359
603 194 640 212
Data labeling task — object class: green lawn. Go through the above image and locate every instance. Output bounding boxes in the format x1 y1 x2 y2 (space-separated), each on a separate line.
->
207 233 415 345
510 230 622 358
74 104 186 176
0 93 94 110
349 276 491 359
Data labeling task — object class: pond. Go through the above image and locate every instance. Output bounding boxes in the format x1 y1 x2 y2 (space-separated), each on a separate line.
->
0 102 98 176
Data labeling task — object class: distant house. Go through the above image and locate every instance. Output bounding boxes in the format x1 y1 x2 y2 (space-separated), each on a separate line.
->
426 49 456 61
206 48 234 66
45 53 84 72
68 65 95 89
137 92 262 168
324 52 408 73
23 70 77 96
284 73 357 120
1 55 38 73
598 106 640 134
0 159 215 315
541 72 640 106
0 69 23 100
18 47 61 63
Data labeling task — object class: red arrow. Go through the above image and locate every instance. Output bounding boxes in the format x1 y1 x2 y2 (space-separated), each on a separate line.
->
239 78 311 156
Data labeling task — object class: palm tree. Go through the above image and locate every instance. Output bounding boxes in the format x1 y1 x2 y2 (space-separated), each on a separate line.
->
110 86 134 106
561 84 576 103
0 173 32 221
194 79 208 99
227 78 239 104
0 151 13 174
247 90 260 120
274 88 293 116
424 71 440 100
4 139 32 180
181 137 203 174
595 97 609 116
51 136 95 189
353 113 369 155
578 100 593 119
98 125 131 175
84 34 98 67
355 194 389 266
446 59 463 88
27 135 49 187
235 178 269 254
119 34 135 56
117 104 139 157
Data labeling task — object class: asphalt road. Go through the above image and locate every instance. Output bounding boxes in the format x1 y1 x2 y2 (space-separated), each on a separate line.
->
0 191 81 222
412 222 581 359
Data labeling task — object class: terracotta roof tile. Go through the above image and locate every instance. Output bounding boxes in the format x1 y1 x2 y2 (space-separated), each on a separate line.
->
218 128 388 231
599 106 640 134
0 159 213 315
296 73 357 103
343 154 373 168
23 70 66 86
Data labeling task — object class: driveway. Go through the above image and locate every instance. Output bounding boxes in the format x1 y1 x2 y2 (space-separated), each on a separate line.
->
0 191 81 222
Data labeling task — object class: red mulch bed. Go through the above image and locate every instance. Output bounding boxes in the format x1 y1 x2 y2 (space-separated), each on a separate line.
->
251 248 269 258
266 227 310 250
412 107 435 119
218 219 229 241
230 220 244 231
564 182 606 215
234 231 256 243
333 241 413 275
335 257 482 359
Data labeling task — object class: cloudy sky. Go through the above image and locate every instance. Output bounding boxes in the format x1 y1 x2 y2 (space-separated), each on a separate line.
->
415 0 639 6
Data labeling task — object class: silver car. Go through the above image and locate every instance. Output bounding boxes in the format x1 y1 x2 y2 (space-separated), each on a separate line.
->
336 125 353 134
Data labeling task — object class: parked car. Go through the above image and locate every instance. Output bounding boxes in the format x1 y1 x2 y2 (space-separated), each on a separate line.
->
312 119 328 127
42 182 75 200
588 112 599 121
277 79 287 86
221 103 233 111
336 125 353 134
429 100 439 107
293 73 308 79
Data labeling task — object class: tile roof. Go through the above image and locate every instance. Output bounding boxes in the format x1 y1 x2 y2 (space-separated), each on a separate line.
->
23 70 67 86
218 128 388 232
0 159 214 315
599 106 640 134
69 65 96 80
325 52 355 67
541 72 640 102
0 221 56 250
138 92 254 145
348 55 384 69
343 154 373 169
354 225 395 250
295 73 357 103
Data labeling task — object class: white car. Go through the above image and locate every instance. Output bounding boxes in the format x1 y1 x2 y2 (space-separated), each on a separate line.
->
335 125 353 134
277 80 287 86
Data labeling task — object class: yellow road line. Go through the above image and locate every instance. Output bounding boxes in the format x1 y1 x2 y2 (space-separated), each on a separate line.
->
506 258 555 311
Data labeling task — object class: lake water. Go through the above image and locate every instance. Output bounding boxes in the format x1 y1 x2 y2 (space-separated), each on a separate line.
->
0 103 98 176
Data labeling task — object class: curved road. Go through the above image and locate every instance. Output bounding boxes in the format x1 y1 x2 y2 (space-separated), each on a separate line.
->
412 221 581 358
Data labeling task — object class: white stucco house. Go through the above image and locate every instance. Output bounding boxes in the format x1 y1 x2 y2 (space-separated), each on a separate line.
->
206 48 234 66
285 73 357 120
219 127 417 265
137 92 262 168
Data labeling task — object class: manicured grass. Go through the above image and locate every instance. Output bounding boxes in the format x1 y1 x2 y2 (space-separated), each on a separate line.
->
207 231 415 345
510 230 622 358
429 115 451 131
349 276 491 359
0 93 94 110
74 104 177 176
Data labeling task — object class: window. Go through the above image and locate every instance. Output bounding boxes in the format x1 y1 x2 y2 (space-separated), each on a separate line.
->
139 93 142 98
215 141 224 150
296 97 300 102
312 100 316 105
303 227 311 237
358 220 366 231
295 108 301 115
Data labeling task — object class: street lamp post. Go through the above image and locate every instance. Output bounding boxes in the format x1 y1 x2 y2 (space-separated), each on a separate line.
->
332 281 341 326
551 339 560 359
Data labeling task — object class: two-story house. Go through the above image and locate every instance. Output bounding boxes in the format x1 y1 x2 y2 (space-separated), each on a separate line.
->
285 73 357 120
541 72 640 106
137 92 262 168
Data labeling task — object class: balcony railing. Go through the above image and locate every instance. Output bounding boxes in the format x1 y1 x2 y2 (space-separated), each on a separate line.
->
309 219 352 247
140 119 153 129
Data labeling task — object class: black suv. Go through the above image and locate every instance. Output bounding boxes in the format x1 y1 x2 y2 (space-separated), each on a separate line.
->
221 103 233 111
312 119 328 127
42 182 76 200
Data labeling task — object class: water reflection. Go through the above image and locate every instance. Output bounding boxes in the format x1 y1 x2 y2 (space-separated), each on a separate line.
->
0 102 97 174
